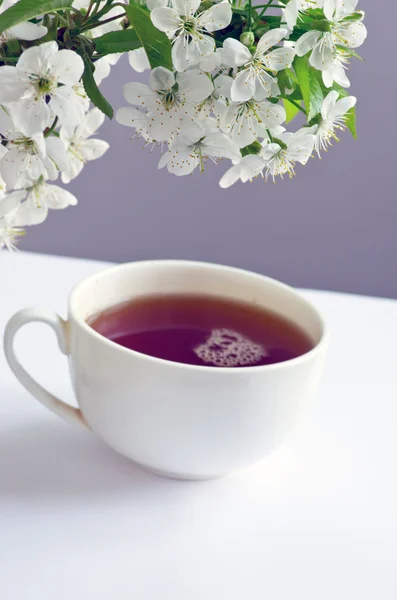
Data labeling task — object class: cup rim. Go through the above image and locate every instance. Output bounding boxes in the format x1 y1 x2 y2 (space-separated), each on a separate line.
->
69 259 328 373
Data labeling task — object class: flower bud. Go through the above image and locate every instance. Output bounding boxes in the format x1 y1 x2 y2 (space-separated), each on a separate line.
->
240 31 255 47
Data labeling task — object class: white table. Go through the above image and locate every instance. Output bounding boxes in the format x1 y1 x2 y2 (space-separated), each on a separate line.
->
1 251 396 600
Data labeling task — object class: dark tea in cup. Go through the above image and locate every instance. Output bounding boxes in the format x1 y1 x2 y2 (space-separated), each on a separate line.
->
88 294 313 368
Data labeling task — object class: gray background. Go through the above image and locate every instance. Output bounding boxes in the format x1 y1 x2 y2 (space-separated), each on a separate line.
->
20 0 397 298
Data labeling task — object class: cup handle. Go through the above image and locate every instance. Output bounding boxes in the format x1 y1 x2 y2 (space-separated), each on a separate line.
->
4 308 88 429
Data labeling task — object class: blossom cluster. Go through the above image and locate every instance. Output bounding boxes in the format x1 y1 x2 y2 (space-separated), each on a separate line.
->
0 0 118 249
118 0 365 186
0 0 367 249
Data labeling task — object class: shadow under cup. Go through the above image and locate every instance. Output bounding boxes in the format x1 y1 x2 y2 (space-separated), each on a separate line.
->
68 260 327 479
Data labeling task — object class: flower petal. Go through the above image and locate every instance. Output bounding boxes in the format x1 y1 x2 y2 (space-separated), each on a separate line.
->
11 97 52 137
215 74 233 98
159 143 199 175
219 163 243 188
287 129 315 164
0 147 29 189
9 22 47 41
116 106 148 131
309 33 336 70
338 21 367 48
150 66 175 91
151 7 181 34
0 66 29 103
172 34 190 72
219 155 264 188
258 100 286 128
263 47 295 72
230 69 256 102
79 139 109 162
195 34 215 59
203 132 241 161
45 136 69 171
93 56 112 85
198 2 232 33
333 95 356 117
50 86 87 128
0 191 26 216
147 107 177 141
339 0 359 16
328 63 350 88
128 48 150 73
123 81 154 107
256 28 288 56
178 72 213 102
75 107 105 139
283 0 299 30
44 184 78 209
322 0 337 21
17 41 58 76
200 50 220 72
222 38 251 68
48 49 84 86
172 0 200 17
295 31 321 57
321 90 338 119
13 198 48 226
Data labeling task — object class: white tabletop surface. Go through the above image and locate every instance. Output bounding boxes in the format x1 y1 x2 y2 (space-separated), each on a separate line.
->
1 251 397 600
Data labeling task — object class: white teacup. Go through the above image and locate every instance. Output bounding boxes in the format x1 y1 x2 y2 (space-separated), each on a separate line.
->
4 260 328 479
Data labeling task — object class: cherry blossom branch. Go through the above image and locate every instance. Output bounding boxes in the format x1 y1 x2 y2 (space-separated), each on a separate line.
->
287 99 307 115
256 1 278 20
81 12 125 32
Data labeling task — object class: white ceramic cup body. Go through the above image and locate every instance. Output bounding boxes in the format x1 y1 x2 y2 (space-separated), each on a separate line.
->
4 261 328 479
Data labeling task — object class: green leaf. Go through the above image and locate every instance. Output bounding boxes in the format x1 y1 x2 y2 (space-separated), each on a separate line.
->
335 44 363 60
0 0 72 34
344 106 357 139
82 57 113 119
333 82 357 139
293 55 324 121
283 99 301 124
241 141 262 156
342 12 363 22
125 4 172 71
94 28 141 56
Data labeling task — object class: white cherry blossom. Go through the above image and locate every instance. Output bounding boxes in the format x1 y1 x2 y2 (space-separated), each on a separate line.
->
314 90 356 156
223 29 295 102
60 108 109 184
219 154 265 188
151 0 232 71
295 0 367 70
0 191 26 250
260 126 316 180
0 42 85 136
322 52 350 88
11 179 78 226
220 99 286 148
119 66 213 142
0 129 68 189
195 74 232 120
158 120 240 175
